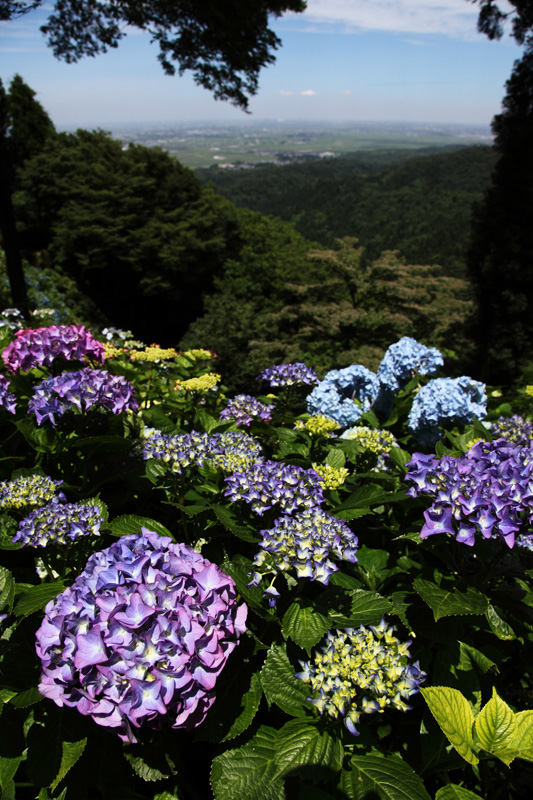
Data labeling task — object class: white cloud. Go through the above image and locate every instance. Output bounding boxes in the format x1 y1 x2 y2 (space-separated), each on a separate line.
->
279 89 295 95
300 89 317 96
284 0 492 40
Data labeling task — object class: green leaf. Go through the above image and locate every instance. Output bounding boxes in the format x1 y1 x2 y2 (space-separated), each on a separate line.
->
14 582 65 617
275 718 344 779
475 688 516 764
387 447 412 471
9 687 43 708
282 599 329 652
421 687 478 764
15 418 58 454
435 785 484 800
0 755 22 791
82 495 109 526
457 642 498 674
210 726 285 800
485 605 516 640
0 567 14 614
198 669 262 744
511 710 533 762
325 448 346 469
356 546 389 572
211 504 259 543
50 738 87 790
327 589 392 628
413 579 488 621
332 508 371 521
340 751 431 800
196 408 220 434
0 516 21 551
144 458 169 484
260 644 313 718
222 558 272 619
109 515 173 539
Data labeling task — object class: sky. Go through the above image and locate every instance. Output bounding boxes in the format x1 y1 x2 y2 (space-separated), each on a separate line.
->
0 0 524 128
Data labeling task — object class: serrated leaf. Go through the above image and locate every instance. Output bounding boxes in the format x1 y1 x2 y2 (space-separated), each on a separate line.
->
327 589 392 628
222 559 273 620
282 599 329 652
109 515 172 539
325 448 346 469
50 738 87 791
485 605 516 640
144 459 169 484
413 579 488 621
340 751 431 800
356 546 389 572
211 505 259 543
435 785 484 800
0 754 22 789
9 687 43 708
421 687 478 764
260 645 312 718
512 711 533 762
196 409 220 434
124 753 170 782
275 718 344 779
457 642 498 674
198 669 262 744
475 688 516 763
0 567 14 613
332 508 371 521
0 516 21 551
15 418 58 454
14 582 65 617
210 726 285 800
388 448 412 470
82 496 109 526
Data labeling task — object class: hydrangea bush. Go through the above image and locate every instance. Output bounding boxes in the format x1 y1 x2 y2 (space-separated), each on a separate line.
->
1 326 533 800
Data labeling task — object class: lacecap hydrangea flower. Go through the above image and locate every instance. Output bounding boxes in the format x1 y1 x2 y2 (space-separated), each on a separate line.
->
0 374 17 414
377 337 444 394
224 459 324 515
142 430 262 474
220 394 274 427
0 474 65 510
12 501 102 547
294 415 340 436
28 368 138 426
489 415 533 446
35 530 247 742
257 363 318 388
408 376 487 446
250 507 358 589
306 365 380 428
295 620 425 736
405 438 533 547
2 325 105 374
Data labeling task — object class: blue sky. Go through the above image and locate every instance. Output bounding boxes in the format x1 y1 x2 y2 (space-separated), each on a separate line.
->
0 0 523 128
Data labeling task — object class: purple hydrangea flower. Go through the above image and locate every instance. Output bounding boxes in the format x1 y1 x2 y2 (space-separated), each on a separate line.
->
405 439 533 548
142 430 262 474
0 374 17 414
0 474 65 510
257 363 318 388
489 415 533 447
224 459 324 515
2 325 105 374
407 376 487 446
35 530 247 742
12 501 102 547
306 365 380 427
220 394 274 426
28 368 138 426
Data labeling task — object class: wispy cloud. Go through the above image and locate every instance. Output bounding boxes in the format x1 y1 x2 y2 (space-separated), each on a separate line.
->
279 90 295 95
300 89 317 96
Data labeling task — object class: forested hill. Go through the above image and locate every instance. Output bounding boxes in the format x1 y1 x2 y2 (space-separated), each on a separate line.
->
197 145 497 277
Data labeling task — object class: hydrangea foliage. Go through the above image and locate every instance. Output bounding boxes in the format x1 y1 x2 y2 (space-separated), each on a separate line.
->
2 325 105 374
296 621 425 736
13 501 103 547
224 459 324 515
28 368 138 426
0 475 65 510
306 365 380 427
257 363 318 388
35 530 247 742
407 376 487 446
142 430 262 474
219 394 274 426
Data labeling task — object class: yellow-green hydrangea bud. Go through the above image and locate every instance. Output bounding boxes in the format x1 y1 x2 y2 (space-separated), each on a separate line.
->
102 343 124 359
174 373 221 393
129 346 178 362
296 415 340 436
181 348 215 361
312 463 349 489
342 426 397 455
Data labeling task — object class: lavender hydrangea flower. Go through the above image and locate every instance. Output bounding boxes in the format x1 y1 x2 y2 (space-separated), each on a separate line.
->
12 501 102 547
295 621 425 736
224 459 324 515
0 374 17 414
251 507 358 587
2 325 105 374
220 394 274 426
0 474 65 510
306 365 380 427
489 415 533 446
142 430 262 474
405 439 533 548
257 363 318 388
408 376 487 446
35 530 247 742
28 368 138 426
377 337 444 394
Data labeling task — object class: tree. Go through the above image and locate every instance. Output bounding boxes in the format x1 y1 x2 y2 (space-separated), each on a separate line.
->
0 1 306 110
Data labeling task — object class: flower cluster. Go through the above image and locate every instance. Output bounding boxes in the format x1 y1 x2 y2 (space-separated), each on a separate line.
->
312 463 349 489
181 349 216 361
251 507 358 588
257 363 318 388
174 373 220 393
220 394 274 427
0 374 16 414
12 501 102 547
129 346 179 362
489 415 533 446
0 475 65 510
2 325 105 374
295 621 425 736
377 337 443 394
407 376 487 446
306 365 380 427
294 415 340 436
224 459 324 515
341 425 399 471
142 430 262 474
35 530 247 741
517 534 533 552
28 368 138 426
405 438 533 547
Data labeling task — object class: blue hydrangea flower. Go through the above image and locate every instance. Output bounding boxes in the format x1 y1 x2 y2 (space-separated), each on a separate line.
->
142 430 262 474
257 363 318 388
0 374 17 414
306 365 380 427
0 475 65 510
407 376 487 446
220 394 274 426
12 501 103 547
224 459 324 515
2 325 105 374
377 337 444 394
35 530 247 742
295 621 425 736
28 368 138 426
